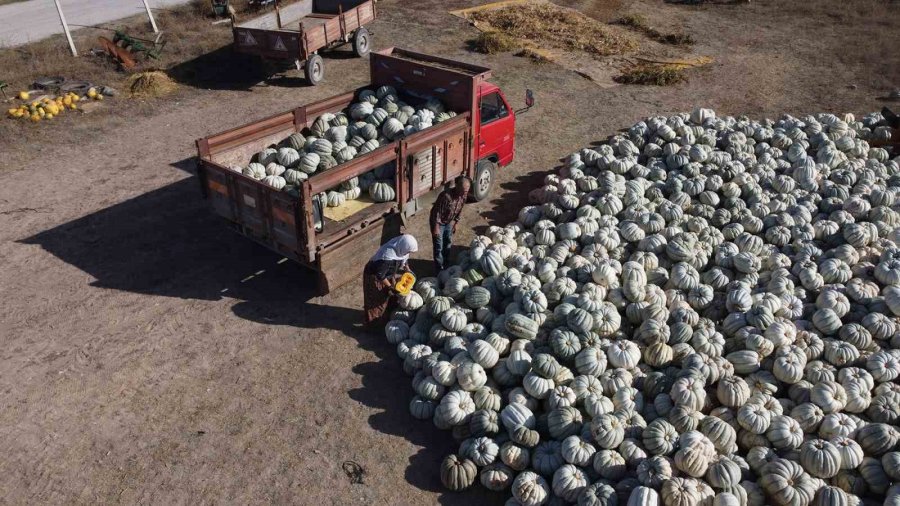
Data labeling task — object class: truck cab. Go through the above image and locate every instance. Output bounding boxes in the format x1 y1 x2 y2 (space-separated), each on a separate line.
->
472 82 516 201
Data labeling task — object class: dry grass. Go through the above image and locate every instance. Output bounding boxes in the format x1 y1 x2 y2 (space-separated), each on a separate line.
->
126 71 178 97
617 14 695 45
0 2 232 139
0 3 229 91
469 3 637 57
615 64 685 85
515 48 550 64
470 31 519 54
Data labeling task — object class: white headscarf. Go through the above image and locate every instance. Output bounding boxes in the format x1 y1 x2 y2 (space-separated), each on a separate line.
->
371 234 418 262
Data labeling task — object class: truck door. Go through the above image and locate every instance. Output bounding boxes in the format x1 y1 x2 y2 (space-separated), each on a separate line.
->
477 91 515 166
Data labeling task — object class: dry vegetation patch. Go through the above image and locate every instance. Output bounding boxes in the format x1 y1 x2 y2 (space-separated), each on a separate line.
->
615 64 686 85
515 48 551 64
126 71 178 97
470 31 519 54
0 1 233 140
0 3 225 93
469 2 637 57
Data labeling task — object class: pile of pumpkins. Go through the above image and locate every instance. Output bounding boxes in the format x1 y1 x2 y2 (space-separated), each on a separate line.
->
230 85 456 207
6 89 102 123
383 108 900 505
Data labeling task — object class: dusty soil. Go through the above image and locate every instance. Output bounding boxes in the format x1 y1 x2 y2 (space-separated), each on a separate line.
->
1 0 898 503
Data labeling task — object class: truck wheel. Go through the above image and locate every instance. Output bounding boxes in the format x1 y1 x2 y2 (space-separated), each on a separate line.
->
352 27 372 57
471 160 495 202
305 54 324 85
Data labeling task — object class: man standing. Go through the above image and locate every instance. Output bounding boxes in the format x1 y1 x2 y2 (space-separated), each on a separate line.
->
430 176 470 272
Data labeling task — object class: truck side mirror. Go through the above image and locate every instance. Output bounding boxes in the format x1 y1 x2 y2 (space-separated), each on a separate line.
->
525 89 534 108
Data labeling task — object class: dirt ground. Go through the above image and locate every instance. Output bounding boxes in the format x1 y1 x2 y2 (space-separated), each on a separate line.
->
1 0 898 503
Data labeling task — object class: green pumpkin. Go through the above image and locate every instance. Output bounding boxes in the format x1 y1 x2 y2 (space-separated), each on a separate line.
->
465 286 491 309
284 132 305 151
505 314 538 340
440 454 477 491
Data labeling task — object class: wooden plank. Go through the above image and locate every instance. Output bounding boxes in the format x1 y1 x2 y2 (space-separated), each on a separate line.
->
344 8 360 32
205 111 295 154
210 127 293 169
305 27 326 52
370 49 486 113
317 220 381 293
358 2 375 24
237 0 312 29
301 181 317 262
324 197 376 222
208 178 228 196
324 17 342 43
270 192 300 253
317 201 395 247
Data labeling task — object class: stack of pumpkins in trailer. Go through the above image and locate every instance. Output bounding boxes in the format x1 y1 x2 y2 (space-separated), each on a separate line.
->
229 85 457 208
383 108 900 506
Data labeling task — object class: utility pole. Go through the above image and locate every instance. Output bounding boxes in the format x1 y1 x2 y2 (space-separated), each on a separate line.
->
53 0 78 56
141 0 159 33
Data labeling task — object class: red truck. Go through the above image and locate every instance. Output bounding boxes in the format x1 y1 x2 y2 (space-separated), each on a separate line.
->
196 48 531 292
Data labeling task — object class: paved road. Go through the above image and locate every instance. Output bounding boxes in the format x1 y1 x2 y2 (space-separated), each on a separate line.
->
0 0 191 47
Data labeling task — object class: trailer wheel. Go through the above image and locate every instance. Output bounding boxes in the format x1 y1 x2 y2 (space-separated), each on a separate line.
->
352 27 372 57
305 54 324 85
471 159 495 202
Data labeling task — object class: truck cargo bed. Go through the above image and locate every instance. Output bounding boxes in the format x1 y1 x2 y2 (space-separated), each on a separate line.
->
233 0 375 62
197 48 494 293
236 1 333 32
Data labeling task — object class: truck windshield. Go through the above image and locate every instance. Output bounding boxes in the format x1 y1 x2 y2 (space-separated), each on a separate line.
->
480 92 508 125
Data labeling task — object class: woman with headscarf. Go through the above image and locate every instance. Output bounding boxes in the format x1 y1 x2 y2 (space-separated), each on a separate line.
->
363 233 418 327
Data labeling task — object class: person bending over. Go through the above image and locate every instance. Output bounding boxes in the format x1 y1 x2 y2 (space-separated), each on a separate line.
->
362 233 418 328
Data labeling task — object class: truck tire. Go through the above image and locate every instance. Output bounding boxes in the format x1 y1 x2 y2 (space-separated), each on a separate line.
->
471 160 495 202
352 27 372 57
305 54 324 85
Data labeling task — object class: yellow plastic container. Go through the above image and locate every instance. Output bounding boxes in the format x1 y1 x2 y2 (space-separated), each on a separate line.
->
394 272 416 296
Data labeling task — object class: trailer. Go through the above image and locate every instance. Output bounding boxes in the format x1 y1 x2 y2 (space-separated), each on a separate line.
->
196 48 531 293
232 0 376 84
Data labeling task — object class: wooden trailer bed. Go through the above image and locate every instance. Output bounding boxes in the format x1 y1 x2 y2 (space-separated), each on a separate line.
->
232 0 376 84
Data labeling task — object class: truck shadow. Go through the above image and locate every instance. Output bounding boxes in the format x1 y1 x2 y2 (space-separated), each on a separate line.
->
18 157 533 503
18 160 364 335
168 45 264 91
168 45 364 90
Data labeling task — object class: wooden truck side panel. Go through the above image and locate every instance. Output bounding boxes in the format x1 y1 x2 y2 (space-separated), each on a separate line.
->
234 0 375 61
233 1 310 59
339 0 375 33
401 116 470 203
